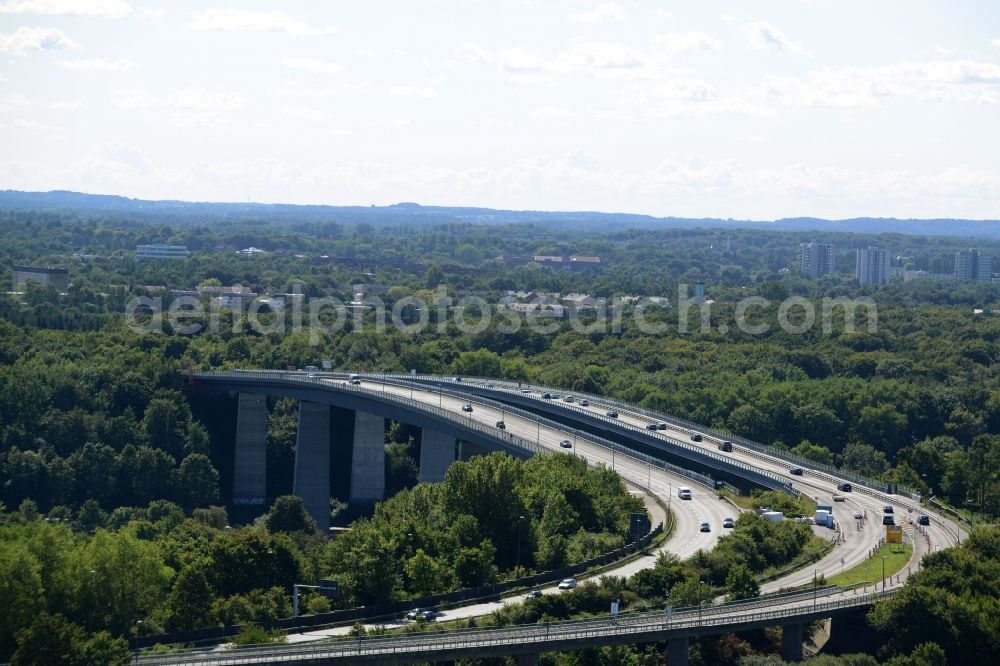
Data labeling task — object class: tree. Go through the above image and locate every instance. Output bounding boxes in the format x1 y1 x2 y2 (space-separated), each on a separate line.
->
0 542 45 659
141 396 190 457
11 613 129 666
405 549 448 596
728 404 773 443
668 577 715 607
264 495 317 534
172 454 220 511
725 563 760 601
166 566 216 631
840 441 889 477
791 440 834 466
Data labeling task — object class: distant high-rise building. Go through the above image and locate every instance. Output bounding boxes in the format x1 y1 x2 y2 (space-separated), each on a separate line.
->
955 249 992 281
137 244 188 260
856 247 891 286
799 243 835 277
12 266 69 292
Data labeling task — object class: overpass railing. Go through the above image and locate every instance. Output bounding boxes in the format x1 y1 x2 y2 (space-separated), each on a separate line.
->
134 587 897 664
367 373 796 496
390 373 917 498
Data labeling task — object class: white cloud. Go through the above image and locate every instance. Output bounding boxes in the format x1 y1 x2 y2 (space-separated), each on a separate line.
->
571 3 626 24
992 38 1000 49
761 60 1000 108
10 118 64 131
0 26 76 55
48 100 86 109
271 87 338 98
388 85 436 98
281 106 329 122
532 105 575 120
110 87 245 126
60 58 138 71
281 57 344 74
0 92 29 111
185 8 335 35
931 45 957 56
654 32 723 56
0 0 132 18
742 20 810 56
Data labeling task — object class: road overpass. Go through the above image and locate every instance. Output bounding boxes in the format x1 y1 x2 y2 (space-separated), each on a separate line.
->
180 369 963 664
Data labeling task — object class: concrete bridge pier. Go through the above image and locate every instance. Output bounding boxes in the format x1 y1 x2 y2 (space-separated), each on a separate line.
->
294 402 330 532
233 393 267 505
350 411 385 501
516 654 539 666
666 636 689 665
419 428 457 482
782 622 804 662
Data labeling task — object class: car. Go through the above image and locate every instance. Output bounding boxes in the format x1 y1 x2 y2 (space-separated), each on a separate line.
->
918 514 930 526
853 511 864 520
557 578 577 590
462 404 473 412
718 441 733 452
527 590 543 599
837 482 852 492
699 522 711 532
563 395 575 403
495 420 506 430
307 373 316 378
722 517 735 529
882 515 895 525
883 505 894 514
521 388 532 394
453 376 462 383
606 410 619 418
690 433 703 442
417 610 439 621
789 467 803 476
406 608 428 620
833 494 846 502
542 392 554 399
560 439 573 448
349 373 359 381
646 423 660 430
350 378 362 385
486 383 494 388
657 422 667 430
579 399 589 406
677 487 692 500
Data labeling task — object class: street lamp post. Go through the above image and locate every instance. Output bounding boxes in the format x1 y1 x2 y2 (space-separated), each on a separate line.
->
515 515 526 581
882 555 887 591
813 568 818 608
265 548 275 627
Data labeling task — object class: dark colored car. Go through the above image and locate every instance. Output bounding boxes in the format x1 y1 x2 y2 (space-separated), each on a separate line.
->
789 467 803 476
690 433 703 442
606 410 618 418
837 482 852 492
718 441 733 452
646 423 659 430
495 420 505 430
657 422 667 430
462 404 473 412
542 392 554 399
918 515 930 526
699 522 711 532
722 517 735 529
882 515 895 525
883 505 894 514
560 439 573 448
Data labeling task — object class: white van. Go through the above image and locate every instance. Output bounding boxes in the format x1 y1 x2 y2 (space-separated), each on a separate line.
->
678 487 692 500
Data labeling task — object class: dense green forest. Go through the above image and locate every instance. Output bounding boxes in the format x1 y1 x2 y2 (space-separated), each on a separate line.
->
2 209 1000 663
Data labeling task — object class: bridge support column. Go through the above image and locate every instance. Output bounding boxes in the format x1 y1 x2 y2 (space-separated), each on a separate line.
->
419 428 456 482
782 622 804 662
294 402 330 532
350 411 385 501
666 636 689 665
516 654 539 666
233 393 267 506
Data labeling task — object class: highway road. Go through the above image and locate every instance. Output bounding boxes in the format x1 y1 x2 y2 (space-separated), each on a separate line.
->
179 370 964 660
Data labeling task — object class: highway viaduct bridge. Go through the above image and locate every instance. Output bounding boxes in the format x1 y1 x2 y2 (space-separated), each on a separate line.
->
179 370 960 665
192 370 799 532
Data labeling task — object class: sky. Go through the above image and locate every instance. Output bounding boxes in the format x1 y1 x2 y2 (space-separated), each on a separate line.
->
1 0 999 220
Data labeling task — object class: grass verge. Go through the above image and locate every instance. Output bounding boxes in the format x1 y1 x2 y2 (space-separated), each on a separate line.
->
829 542 912 587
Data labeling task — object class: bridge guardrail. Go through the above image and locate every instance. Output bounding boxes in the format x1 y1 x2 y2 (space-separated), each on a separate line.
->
388 372 917 497
134 587 898 664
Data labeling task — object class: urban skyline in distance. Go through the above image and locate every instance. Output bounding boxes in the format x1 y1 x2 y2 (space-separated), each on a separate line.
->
1 0 999 220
